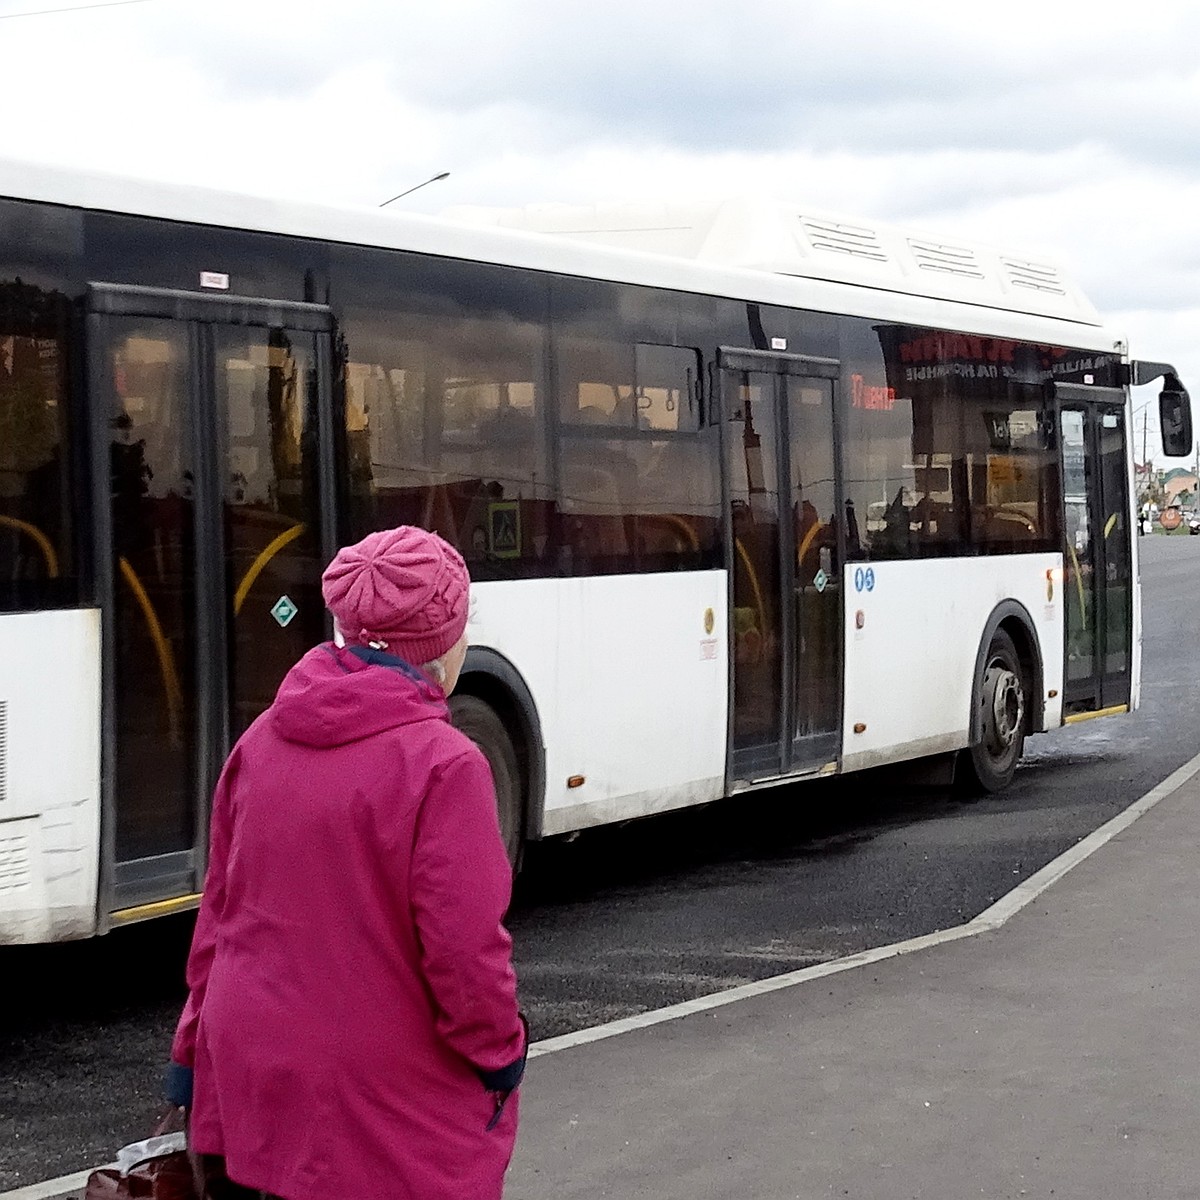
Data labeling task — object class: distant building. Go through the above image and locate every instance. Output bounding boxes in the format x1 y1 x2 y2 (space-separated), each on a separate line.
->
1163 469 1198 507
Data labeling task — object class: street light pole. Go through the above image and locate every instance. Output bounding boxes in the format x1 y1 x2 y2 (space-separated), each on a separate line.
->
379 172 450 207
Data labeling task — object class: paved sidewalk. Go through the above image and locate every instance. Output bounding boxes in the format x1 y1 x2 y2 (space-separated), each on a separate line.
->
508 764 1200 1199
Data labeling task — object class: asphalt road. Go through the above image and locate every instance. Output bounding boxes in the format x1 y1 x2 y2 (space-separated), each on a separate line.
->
2 534 1198 1192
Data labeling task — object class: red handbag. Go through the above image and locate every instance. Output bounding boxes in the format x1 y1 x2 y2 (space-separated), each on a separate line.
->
84 1113 201 1200
84 1153 197 1200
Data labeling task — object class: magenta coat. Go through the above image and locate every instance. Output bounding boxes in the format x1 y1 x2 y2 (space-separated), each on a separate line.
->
171 643 525 1200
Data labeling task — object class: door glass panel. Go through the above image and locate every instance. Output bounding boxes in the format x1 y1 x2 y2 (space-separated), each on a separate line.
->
106 318 198 860
726 369 783 775
1098 409 1130 682
215 325 326 738
1060 410 1093 685
786 377 840 756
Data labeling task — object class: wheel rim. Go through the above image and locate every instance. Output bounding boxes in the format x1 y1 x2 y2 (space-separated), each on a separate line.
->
982 658 1024 760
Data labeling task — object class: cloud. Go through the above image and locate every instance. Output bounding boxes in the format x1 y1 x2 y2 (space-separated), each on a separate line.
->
118 0 1200 167
0 0 1193 457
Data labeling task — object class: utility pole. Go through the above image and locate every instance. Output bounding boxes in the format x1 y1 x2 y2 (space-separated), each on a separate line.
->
1143 410 1149 508
1142 412 1152 511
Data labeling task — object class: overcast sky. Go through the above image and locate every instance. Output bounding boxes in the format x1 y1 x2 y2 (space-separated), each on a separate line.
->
3 0 1196 460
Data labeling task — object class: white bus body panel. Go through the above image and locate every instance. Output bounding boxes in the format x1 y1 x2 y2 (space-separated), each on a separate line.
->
471 572 728 835
0 609 102 944
841 556 1063 772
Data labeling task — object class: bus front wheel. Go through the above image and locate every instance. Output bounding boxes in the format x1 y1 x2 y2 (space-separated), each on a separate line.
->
449 693 524 869
958 629 1027 794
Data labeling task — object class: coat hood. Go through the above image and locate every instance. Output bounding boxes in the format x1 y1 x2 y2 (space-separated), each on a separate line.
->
270 643 448 748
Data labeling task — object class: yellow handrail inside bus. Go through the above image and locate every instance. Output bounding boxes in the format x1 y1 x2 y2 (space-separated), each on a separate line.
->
0 515 59 577
645 513 700 552
1066 542 1087 625
1063 703 1129 725
734 537 767 638
795 520 825 576
111 892 203 925
233 523 306 616
118 556 183 744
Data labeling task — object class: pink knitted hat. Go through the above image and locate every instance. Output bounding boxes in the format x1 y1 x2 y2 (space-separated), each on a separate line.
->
321 526 469 664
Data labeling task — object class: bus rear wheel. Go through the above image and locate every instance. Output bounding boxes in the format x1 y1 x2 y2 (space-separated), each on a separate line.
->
958 629 1027 795
449 694 524 869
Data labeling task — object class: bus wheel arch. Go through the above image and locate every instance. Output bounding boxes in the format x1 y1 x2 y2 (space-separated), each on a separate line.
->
451 647 546 870
958 603 1043 794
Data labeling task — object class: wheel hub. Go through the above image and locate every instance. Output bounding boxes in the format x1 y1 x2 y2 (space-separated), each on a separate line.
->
982 663 1024 757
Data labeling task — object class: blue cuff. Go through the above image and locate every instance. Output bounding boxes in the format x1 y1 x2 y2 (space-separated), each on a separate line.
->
164 1061 194 1108
478 1055 525 1093
477 1013 529 1093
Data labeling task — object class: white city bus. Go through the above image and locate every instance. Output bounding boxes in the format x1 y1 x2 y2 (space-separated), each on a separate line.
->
0 166 1190 943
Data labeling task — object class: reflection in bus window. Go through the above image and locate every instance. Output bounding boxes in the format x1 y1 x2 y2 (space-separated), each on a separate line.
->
841 319 1061 559
335 249 552 580
336 250 720 579
726 372 783 756
1099 409 1130 676
1060 409 1093 683
106 321 199 861
216 327 325 735
0 283 75 609
559 341 700 433
557 436 718 574
556 333 717 573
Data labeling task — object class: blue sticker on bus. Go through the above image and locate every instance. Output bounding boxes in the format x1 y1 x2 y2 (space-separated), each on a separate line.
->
854 567 876 593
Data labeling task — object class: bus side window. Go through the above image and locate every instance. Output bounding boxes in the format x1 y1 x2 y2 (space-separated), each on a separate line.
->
333 249 552 580
0 285 76 609
555 336 716 574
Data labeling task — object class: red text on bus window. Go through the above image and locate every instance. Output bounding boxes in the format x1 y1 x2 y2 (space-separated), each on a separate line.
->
851 373 896 411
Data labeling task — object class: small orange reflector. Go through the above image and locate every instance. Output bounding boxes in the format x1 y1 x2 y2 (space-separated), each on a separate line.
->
567 775 586 789
1048 689 1058 698
855 610 865 629
853 722 866 734
1046 567 1064 583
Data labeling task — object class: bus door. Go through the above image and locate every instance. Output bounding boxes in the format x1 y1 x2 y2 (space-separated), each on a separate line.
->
720 349 842 784
1057 387 1133 716
87 285 337 916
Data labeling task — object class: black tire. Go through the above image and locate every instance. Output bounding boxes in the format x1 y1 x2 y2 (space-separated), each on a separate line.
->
449 694 524 869
957 628 1027 795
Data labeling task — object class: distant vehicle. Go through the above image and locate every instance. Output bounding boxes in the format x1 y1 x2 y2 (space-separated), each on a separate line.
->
1188 513 1200 535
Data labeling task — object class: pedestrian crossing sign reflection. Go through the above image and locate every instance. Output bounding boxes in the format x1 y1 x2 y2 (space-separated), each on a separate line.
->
488 501 521 559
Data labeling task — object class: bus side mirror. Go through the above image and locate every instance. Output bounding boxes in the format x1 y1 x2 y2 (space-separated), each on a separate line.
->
1160 375 1193 458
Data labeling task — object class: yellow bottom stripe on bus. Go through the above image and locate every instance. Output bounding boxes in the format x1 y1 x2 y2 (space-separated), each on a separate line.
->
110 893 203 924
1063 704 1130 725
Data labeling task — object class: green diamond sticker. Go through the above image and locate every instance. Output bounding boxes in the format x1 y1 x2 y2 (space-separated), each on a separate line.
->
271 595 298 628
813 568 828 593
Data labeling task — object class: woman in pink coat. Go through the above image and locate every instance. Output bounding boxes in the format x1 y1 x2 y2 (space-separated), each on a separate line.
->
165 526 527 1200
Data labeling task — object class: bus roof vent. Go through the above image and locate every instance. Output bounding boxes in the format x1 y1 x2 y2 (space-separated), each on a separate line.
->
799 217 890 263
908 237 985 279
1002 256 1067 295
